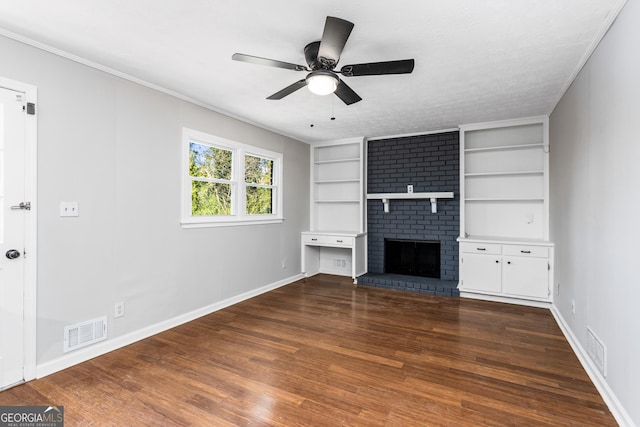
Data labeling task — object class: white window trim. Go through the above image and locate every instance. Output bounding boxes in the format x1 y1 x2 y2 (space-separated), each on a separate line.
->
181 128 283 228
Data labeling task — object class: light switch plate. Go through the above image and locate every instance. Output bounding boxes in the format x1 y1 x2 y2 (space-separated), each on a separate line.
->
60 201 79 217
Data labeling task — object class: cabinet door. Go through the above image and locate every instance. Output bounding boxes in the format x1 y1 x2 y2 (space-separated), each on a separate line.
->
460 253 502 293
502 256 549 300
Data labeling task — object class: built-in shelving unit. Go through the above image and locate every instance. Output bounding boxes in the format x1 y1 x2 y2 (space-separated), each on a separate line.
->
303 137 366 281
458 117 554 306
460 116 549 240
311 137 365 232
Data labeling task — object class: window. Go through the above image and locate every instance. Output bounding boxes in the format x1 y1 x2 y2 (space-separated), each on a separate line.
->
244 154 274 215
182 128 283 227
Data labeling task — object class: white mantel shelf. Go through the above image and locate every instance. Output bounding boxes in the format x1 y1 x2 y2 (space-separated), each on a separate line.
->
367 192 454 213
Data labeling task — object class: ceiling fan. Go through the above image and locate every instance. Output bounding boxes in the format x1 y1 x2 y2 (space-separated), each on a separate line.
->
232 16 415 105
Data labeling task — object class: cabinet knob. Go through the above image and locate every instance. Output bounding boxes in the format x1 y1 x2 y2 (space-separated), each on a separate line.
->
495 260 499 263
507 261 511 264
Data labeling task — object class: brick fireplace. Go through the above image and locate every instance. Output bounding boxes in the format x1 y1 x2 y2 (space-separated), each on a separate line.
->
358 131 459 296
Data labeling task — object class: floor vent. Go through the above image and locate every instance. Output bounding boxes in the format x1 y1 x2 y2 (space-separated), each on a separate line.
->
587 327 607 377
63 316 107 353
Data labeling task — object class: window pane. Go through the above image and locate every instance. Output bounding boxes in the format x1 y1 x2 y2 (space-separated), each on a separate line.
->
190 142 232 180
245 155 273 185
246 186 273 215
191 181 232 215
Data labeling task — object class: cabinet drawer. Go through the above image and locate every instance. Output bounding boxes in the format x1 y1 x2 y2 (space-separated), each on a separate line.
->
303 234 324 245
503 245 548 258
460 242 501 255
325 236 354 246
303 234 354 247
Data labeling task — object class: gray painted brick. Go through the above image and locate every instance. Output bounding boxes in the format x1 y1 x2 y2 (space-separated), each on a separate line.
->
367 131 459 281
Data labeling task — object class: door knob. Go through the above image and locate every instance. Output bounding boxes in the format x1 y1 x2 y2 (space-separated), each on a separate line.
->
5 249 21 260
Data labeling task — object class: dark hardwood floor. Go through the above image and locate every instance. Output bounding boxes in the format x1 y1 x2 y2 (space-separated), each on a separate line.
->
0 274 616 426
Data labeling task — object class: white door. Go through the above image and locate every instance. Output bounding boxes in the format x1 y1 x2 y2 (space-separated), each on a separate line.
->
0 86 27 389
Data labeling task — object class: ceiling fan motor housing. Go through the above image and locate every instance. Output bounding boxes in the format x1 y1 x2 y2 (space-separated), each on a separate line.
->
304 41 333 70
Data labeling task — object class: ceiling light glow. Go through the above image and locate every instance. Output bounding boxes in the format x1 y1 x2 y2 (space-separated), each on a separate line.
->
306 71 338 96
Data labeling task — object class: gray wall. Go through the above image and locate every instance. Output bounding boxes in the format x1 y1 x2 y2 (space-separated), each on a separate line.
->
549 1 639 424
0 35 309 365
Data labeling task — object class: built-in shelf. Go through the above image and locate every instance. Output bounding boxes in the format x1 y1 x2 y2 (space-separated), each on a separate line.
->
464 170 543 177
459 117 553 306
314 158 360 165
462 235 552 245
367 192 454 213
307 138 365 281
314 179 361 184
465 198 544 202
460 116 549 242
310 137 365 234
315 200 360 203
464 143 545 153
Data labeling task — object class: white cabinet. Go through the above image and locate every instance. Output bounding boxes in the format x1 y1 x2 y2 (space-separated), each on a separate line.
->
301 231 366 280
459 243 502 293
302 138 366 280
458 117 554 306
459 240 554 304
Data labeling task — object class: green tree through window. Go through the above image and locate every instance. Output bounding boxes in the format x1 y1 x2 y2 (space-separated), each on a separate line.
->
245 154 274 215
189 142 233 215
182 128 283 227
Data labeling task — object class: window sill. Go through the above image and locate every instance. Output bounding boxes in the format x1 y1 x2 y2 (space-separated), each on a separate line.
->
181 217 283 229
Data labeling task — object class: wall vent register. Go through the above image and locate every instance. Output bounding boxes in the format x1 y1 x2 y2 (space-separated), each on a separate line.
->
63 316 107 353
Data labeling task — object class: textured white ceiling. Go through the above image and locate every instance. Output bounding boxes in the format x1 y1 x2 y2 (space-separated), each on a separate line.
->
0 0 625 142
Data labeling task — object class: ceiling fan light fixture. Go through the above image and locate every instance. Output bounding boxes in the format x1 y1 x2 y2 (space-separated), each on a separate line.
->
306 71 339 96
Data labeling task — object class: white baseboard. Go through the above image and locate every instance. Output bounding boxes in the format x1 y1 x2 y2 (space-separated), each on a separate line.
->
460 291 551 309
550 305 635 427
36 273 305 379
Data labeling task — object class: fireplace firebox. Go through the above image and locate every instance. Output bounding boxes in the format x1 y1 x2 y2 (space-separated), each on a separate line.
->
384 239 441 278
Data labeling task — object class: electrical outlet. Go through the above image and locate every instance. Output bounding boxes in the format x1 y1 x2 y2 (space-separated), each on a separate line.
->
407 185 414 193
114 301 125 318
281 257 287 270
60 201 79 217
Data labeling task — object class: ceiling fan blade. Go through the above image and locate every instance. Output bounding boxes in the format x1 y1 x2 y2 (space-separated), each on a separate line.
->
334 80 362 105
340 59 415 77
232 53 308 71
317 17 354 67
266 79 307 100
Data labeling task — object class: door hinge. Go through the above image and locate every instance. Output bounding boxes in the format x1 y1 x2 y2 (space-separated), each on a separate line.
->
11 201 31 210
